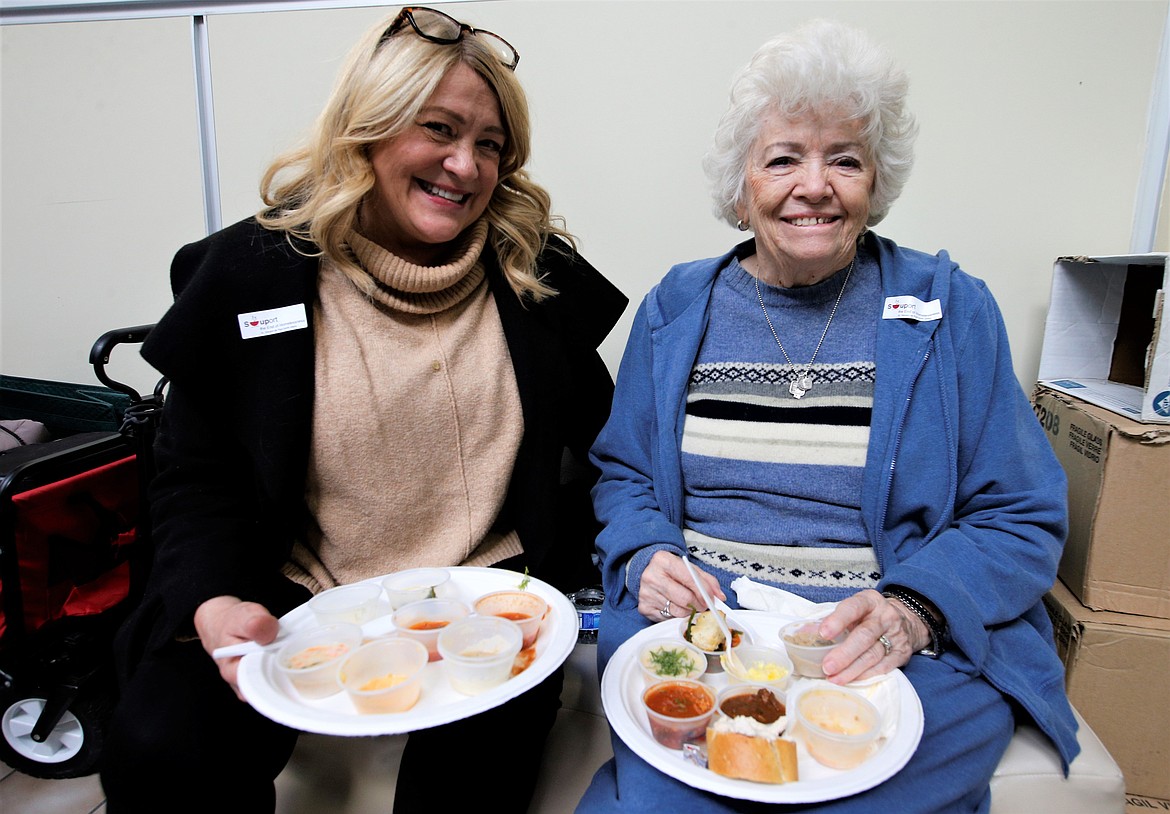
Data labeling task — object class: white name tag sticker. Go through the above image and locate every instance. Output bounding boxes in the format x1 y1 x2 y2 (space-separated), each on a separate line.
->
882 296 942 322
238 303 308 339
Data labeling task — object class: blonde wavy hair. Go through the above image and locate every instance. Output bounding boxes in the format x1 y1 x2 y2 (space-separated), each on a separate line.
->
257 11 570 301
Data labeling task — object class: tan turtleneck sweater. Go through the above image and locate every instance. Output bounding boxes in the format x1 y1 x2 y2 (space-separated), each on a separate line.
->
284 221 524 593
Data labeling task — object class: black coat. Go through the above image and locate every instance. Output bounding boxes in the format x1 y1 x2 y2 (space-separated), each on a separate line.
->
117 218 627 672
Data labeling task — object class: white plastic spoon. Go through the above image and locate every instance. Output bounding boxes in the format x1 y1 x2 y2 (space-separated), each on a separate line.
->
680 555 745 674
211 634 290 660
710 595 760 645
210 613 394 660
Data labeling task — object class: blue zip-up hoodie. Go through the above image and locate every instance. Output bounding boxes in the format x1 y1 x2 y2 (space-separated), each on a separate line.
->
590 232 1079 768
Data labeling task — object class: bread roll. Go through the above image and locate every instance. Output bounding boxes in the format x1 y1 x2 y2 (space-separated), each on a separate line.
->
706 728 799 784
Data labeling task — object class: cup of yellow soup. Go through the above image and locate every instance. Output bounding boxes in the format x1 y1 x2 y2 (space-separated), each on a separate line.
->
337 638 429 714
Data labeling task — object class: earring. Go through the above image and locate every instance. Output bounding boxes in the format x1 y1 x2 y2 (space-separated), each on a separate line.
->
736 219 750 232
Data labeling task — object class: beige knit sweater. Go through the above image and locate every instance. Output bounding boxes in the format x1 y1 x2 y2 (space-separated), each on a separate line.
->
284 221 523 593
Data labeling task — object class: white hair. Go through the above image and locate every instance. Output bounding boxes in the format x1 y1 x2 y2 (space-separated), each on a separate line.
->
703 18 918 227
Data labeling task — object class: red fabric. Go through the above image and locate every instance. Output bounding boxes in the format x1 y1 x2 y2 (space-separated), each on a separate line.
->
0 455 137 639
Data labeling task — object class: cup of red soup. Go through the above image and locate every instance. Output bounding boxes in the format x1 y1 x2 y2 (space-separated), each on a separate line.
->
641 678 717 750
472 590 548 650
390 598 470 661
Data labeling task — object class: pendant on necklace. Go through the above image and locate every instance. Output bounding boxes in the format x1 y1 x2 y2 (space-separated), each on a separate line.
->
789 375 813 399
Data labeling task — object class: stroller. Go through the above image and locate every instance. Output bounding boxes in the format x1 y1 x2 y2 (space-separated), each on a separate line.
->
0 326 163 779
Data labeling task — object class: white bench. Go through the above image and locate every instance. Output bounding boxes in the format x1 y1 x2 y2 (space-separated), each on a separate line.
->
275 643 1125 813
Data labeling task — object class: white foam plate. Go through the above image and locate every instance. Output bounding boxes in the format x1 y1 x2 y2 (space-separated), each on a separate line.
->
601 612 924 803
238 567 576 736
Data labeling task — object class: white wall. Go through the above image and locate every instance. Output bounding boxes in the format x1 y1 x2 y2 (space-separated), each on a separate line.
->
2 0 1167 398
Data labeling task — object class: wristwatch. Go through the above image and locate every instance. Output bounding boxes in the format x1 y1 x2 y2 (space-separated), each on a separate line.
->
882 587 948 657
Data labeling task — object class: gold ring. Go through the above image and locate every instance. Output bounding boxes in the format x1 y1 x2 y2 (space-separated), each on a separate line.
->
878 634 893 655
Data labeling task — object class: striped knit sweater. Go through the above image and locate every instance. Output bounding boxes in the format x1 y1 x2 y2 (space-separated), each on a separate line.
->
680 249 882 602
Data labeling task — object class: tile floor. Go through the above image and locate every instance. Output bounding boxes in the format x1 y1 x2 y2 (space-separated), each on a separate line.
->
0 761 105 814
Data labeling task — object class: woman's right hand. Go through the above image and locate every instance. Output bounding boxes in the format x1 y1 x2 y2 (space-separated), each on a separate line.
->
194 595 281 700
637 551 725 624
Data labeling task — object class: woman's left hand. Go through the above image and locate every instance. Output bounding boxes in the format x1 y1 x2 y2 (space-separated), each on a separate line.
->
816 589 931 684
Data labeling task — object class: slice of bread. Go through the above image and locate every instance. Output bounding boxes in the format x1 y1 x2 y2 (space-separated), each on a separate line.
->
706 728 799 784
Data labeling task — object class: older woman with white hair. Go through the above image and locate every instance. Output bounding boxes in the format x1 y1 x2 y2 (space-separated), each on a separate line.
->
580 18 1078 813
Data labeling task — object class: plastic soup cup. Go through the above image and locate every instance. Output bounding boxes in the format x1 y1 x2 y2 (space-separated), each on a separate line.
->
382 568 451 610
390 598 471 661
678 618 751 674
720 643 795 691
337 638 428 714
641 679 717 750
779 620 845 678
308 582 384 626
794 686 881 769
437 616 524 696
637 638 707 687
472 590 549 649
716 684 789 734
276 623 364 700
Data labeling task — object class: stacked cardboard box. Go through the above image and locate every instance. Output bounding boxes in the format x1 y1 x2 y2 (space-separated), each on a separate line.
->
1032 387 1170 618
1045 580 1170 800
1032 251 1170 800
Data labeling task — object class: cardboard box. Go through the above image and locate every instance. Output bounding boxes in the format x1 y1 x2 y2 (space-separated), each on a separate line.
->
1127 795 1170 811
1032 386 1170 618
1045 579 1170 800
1038 253 1170 424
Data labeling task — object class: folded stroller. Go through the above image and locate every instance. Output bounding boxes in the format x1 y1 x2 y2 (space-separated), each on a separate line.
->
0 326 162 778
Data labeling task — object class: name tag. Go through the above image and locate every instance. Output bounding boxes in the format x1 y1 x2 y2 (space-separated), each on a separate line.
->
882 296 942 322
238 303 308 339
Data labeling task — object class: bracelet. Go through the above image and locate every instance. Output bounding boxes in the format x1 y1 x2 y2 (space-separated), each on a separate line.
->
882 587 948 657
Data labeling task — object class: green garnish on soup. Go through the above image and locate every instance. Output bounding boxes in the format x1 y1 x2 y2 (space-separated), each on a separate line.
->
649 646 698 677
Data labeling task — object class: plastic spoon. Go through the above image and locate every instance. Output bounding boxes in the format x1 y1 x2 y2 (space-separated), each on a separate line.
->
711 595 759 645
680 555 745 674
211 634 290 660
210 613 395 660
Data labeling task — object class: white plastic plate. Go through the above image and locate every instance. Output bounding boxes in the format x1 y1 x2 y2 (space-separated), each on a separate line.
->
601 611 924 803
238 567 576 736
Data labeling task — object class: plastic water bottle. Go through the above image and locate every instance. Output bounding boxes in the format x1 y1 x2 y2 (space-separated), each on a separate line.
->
568 586 603 644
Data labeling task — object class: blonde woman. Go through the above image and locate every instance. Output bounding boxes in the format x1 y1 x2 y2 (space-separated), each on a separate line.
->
102 8 626 812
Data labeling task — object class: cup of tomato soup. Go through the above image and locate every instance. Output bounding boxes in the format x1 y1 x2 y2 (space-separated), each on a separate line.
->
472 590 548 650
641 678 717 750
390 598 471 661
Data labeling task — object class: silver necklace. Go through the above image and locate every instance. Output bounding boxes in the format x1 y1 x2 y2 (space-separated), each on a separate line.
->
754 258 855 399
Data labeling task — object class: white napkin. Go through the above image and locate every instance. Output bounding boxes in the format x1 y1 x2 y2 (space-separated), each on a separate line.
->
731 577 837 619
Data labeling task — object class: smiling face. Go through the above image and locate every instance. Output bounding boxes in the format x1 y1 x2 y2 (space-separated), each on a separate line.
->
738 109 875 287
362 62 505 266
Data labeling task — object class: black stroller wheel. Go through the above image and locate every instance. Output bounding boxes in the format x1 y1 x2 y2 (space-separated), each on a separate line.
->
0 688 108 779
